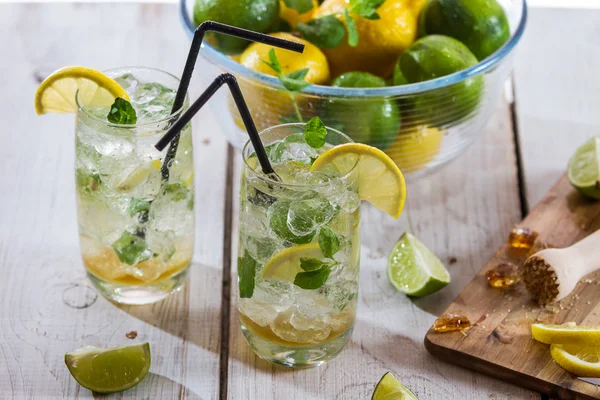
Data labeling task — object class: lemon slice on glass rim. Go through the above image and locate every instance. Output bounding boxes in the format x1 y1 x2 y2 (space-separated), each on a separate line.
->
35 66 129 115
311 143 407 218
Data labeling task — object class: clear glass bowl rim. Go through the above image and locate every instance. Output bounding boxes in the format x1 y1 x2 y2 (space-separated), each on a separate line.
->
180 0 528 97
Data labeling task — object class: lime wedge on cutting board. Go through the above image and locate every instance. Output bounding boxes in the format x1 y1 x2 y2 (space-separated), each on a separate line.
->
65 342 151 393
387 232 450 297
568 136 600 200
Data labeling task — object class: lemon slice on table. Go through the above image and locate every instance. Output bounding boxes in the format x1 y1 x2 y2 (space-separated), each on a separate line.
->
550 344 600 377
310 143 407 219
65 342 151 393
35 66 129 115
532 323 600 345
372 372 419 400
262 243 323 282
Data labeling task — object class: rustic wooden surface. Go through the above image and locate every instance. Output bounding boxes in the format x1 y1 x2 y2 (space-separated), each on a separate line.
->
425 176 600 399
0 3 597 400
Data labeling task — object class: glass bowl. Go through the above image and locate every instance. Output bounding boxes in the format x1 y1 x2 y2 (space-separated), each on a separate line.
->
180 0 527 179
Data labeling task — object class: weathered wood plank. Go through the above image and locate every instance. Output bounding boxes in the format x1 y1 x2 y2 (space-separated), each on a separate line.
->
513 7 600 208
226 100 539 398
0 4 225 399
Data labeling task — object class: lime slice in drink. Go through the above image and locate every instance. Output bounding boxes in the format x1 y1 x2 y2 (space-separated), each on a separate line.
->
568 137 600 200
65 342 151 393
372 372 419 400
387 232 450 297
262 243 323 282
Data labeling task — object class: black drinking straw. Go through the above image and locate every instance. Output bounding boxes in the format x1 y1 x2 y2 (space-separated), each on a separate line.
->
156 73 276 177
160 21 305 181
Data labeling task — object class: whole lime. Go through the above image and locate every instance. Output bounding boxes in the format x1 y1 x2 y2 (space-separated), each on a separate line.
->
193 0 280 55
398 35 483 127
321 72 401 151
420 0 510 60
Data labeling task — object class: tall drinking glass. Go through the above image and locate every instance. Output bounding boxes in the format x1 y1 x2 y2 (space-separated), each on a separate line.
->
237 123 360 367
75 67 194 305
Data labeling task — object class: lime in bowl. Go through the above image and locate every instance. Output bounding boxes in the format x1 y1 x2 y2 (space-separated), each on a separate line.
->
180 0 527 180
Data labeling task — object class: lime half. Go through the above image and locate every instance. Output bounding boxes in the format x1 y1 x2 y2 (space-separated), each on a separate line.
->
387 232 450 297
372 372 419 400
65 342 151 393
568 136 600 200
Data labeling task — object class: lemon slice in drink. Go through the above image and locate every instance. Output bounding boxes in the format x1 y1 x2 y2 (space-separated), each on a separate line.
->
372 372 419 400
35 66 129 115
116 160 162 192
262 243 323 282
568 136 600 200
65 342 151 393
532 323 600 345
550 344 600 377
387 232 450 297
310 143 406 218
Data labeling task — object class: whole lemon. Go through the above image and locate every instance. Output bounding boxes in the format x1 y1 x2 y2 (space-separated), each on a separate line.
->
240 32 330 84
231 33 330 131
313 0 426 78
385 126 443 173
280 0 319 29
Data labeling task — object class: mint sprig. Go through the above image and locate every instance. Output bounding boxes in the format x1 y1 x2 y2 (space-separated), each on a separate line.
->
283 0 314 14
294 266 331 290
107 97 137 124
318 227 341 258
300 257 327 272
304 116 327 148
297 16 345 49
261 49 312 92
238 251 257 298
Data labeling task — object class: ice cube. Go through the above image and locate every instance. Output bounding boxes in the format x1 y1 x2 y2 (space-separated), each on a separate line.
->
114 73 139 94
238 299 279 327
270 307 331 344
286 196 336 237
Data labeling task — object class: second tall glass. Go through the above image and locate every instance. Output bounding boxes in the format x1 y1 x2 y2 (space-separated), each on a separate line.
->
236 123 361 367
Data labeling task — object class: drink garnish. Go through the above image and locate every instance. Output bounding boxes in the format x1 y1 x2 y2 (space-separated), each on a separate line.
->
318 226 340 258
303 116 327 148
238 250 258 298
107 97 137 124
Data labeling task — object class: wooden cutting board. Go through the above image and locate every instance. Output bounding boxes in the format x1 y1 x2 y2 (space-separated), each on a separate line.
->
425 175 600 399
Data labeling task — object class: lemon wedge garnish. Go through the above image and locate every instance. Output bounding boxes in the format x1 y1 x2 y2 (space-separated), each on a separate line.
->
311 143 407 218
551 344 600 377
35 66 129 115
532 323 600 345
262 243 323 282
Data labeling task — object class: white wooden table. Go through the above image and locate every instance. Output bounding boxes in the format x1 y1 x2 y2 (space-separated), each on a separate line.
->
1 4 598 399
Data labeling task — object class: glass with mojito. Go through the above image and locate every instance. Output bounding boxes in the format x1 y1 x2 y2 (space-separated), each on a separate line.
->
75 67 194 304
237 122 361 367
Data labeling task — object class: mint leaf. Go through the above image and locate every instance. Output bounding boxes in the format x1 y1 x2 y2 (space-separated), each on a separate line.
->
261 49 283 74
112 231 151 265
107 97 137 124
294 265 331 289
262 49 312 92
304 116 327 148
280 69 312 91
128 198 150 217
348 0 385 19
297 16 345 49
300 257 327 272
344 9 359 47
238 251 257 298
283 0 314 14
76 170 101 193
318 227 341 258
